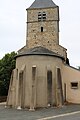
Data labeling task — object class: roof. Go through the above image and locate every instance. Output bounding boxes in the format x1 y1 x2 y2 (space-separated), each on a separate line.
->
27 0 57 10
16 46 64 60
64 64 80 72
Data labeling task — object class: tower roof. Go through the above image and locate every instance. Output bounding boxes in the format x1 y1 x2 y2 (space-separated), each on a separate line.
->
27 0 57 9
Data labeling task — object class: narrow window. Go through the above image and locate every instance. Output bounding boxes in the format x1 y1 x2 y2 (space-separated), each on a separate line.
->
43 12 46 21
41 27 43 32
47 70 52 106
16 69 18 79
71 82 78 89
38 12 42 21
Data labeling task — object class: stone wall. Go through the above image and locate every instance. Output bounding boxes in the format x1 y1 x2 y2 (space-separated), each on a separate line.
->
27 7 59 45
26 7 67 60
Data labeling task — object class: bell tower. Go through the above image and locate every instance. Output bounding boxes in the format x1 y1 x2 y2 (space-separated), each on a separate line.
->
26 0 59 50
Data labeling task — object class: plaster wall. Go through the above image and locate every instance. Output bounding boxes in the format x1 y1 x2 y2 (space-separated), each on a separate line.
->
62 65 80 104
15 55 63 107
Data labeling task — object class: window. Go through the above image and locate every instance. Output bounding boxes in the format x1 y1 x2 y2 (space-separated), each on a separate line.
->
43 12 46 21
47 70 52 105
41 27 43 32
71 82 78 89
38 12 42 21
16 69 18 79
38 12 46 21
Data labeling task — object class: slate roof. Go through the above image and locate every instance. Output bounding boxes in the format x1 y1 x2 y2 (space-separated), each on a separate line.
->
27 0 57 9
16 46 64 60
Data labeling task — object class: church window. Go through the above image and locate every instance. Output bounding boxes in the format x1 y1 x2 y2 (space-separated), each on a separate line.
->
71 82 78 89
38 12 42 21
41 27 43 32
38 12 46 21
43 12 46 21
47 70 52 105
16 69 18 79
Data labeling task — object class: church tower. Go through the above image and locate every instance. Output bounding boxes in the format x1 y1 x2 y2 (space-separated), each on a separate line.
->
26 0 67 59
18 0 67 60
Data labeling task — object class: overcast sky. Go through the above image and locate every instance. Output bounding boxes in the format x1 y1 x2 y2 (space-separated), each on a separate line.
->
0 0 80 68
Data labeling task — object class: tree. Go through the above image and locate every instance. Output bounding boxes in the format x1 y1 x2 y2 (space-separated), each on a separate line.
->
0 51 17 96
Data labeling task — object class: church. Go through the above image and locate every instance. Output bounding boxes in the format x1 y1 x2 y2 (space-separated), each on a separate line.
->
6 0 80 110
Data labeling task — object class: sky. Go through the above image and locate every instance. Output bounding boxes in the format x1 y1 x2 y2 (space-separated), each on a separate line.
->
0 0 80 68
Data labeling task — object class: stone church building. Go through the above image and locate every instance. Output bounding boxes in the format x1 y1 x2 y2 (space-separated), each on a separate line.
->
7 0 80 110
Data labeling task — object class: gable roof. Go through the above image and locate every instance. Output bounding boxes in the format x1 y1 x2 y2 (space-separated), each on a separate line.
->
27 0 57 9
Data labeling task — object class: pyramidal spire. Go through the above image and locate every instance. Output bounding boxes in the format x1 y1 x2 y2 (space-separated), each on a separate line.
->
28 0 57 9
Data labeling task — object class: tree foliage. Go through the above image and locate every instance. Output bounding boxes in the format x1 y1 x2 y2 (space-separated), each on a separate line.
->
0 51 17 96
